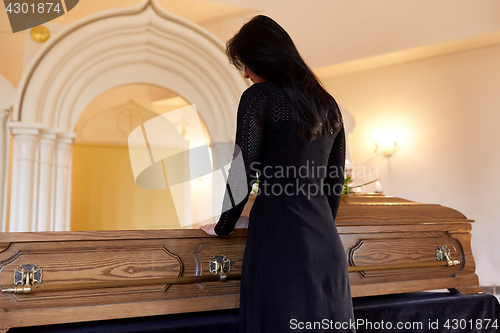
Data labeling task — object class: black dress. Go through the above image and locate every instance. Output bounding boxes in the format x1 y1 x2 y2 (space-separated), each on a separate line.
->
215 80 355 333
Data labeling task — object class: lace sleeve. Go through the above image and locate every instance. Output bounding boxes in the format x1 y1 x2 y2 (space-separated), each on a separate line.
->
323 123 346 220
214 85 267 235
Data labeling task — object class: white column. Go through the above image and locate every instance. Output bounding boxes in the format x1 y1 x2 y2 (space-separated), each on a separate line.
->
65 141 73 231
53 132 75 231
0 108 11 232
9 122 42 232
36 128 58 231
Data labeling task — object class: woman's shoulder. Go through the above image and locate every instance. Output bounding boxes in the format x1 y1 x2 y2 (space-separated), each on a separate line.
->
242 80 280 97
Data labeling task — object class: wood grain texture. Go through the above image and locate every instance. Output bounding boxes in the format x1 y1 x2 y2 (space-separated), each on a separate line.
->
0 244 9 253
0 194 481 330
0 236 246 312
0 295 240 330
0 229 248 242
350 274 480 297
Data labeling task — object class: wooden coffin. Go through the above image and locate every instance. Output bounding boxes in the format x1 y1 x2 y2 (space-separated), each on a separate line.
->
0 194 481 331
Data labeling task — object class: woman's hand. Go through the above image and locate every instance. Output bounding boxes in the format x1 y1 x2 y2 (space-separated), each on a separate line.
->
199 223 235 236
199 223 218 236
235 216 249 228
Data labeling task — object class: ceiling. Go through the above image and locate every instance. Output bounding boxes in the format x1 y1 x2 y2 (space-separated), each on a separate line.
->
50 0 500 71
2 0 500 87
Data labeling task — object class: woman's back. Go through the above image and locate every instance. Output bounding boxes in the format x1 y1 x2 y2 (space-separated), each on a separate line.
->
228 80 355 332
202 14 355 333
259 81 336 188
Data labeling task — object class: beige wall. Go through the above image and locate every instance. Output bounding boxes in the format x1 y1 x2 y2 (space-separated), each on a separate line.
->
4 0 500 88
321 43 500 285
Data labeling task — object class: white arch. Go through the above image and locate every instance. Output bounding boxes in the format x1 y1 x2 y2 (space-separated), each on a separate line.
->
0 75 16 110
14 0 247 141
0 76 15 232
9 0 248 232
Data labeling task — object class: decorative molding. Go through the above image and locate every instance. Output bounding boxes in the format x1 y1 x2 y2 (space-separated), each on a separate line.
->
14 0 247 142
9 0 248 232
191 244 204 290
314 30 500 79
347 239 365 278
9 122 43 136
0 75 16 110
347 236 461 279
0 250 21 269
163 245 184 291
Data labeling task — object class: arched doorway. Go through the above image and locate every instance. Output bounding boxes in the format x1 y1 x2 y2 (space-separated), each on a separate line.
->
8 0 248 232
71 83 215 231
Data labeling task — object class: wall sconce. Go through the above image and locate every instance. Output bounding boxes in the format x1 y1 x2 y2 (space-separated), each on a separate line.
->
372 130 400 157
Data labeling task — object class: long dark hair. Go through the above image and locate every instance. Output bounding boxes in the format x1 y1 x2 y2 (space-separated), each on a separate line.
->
226 15 342 140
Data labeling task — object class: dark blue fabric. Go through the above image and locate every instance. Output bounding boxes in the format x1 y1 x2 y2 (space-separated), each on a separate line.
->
10 292 500 332
353 292 500 333
9 309 240 333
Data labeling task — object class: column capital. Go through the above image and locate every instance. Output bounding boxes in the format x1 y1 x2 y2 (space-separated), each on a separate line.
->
9 122 43 136
57 132 76 145
40 128 60 141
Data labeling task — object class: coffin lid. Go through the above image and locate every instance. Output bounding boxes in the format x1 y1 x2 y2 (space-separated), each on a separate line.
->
336 194 470 225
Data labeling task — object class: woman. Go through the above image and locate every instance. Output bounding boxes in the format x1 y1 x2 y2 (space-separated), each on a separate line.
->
200 15 355 333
